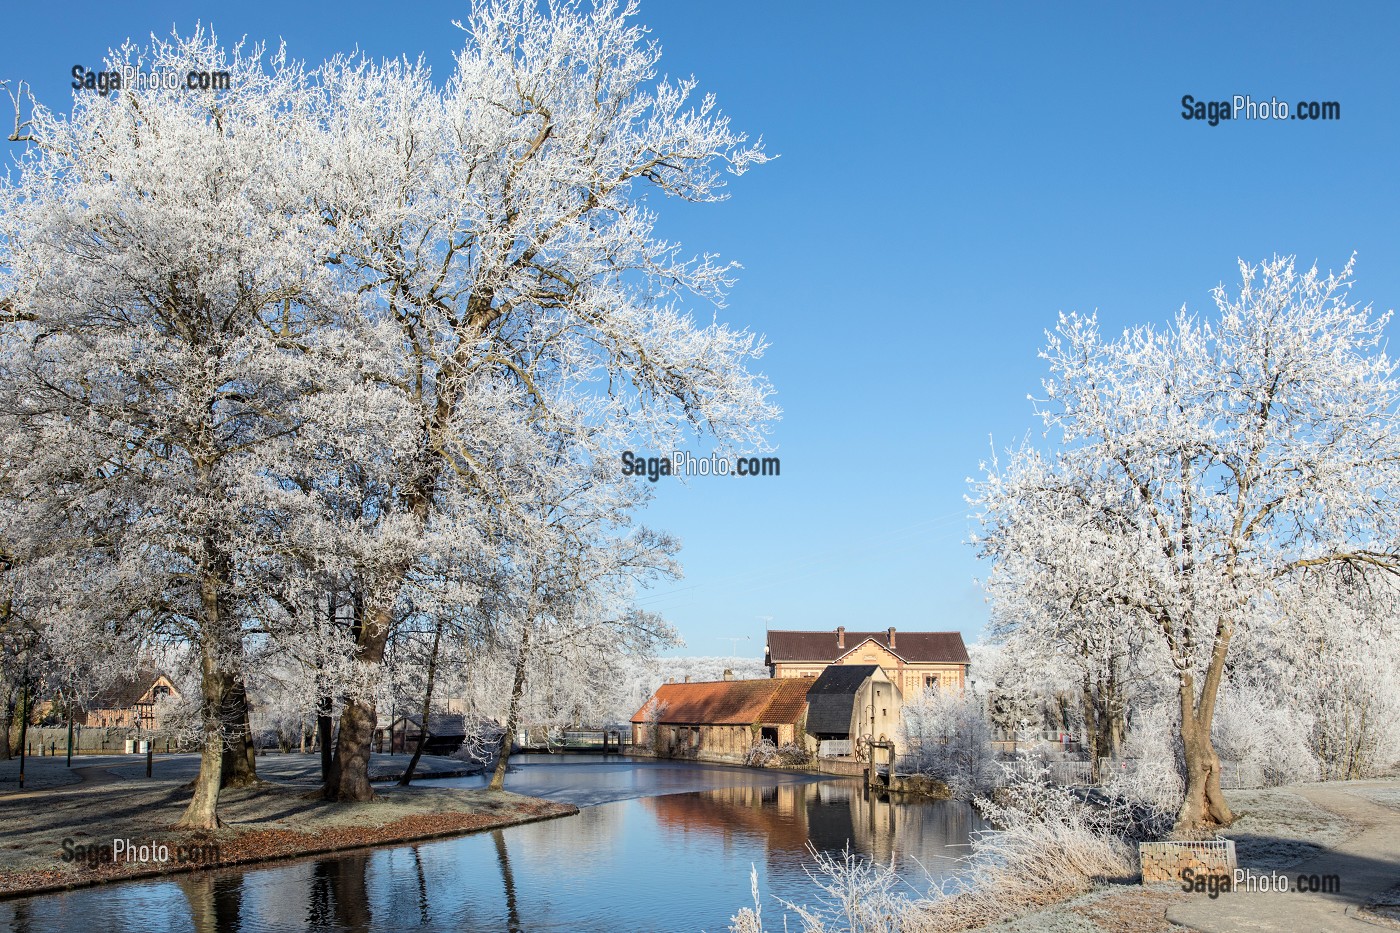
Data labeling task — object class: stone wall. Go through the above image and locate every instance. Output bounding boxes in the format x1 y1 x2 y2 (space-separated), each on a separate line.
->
1139 839 1237 887
815 757 867 777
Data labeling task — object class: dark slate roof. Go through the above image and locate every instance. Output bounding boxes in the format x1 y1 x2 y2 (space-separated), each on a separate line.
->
391 712 469 735
767 630 970 665
89 667 171 710
807 665 882 694
805 665 879 736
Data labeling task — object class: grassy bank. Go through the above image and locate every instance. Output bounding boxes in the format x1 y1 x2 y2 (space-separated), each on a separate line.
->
0 754 577 898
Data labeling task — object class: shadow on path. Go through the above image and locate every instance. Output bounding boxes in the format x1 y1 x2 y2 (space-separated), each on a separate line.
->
1167 782 1400 932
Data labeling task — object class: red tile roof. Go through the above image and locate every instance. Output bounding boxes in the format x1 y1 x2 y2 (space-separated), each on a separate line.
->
766 629 970 665
630 677 811 726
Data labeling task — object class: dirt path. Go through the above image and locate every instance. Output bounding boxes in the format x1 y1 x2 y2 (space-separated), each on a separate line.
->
1166 781 1400 932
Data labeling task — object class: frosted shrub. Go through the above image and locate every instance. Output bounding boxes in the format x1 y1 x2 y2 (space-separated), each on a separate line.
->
1213 683 1319 786
1105 704 1185 825
730 849 907 933
745 739 780 768
778 742 814 768
898 689 998 797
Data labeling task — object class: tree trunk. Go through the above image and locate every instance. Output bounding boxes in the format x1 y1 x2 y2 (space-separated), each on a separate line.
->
1082 666 1127 781
178 645 232 830
1 682 15 760
220 679 258 788
325 588 389 801
399 620 443 787
318 694 334 783
16 672 31 767
325 697 379 802
489 630 530 792
1175 670 1234 832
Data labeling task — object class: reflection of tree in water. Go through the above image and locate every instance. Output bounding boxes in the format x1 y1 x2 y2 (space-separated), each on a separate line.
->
412 846 431 926
4 899 34 933
493 829 522 933
307 853 372 932
645 780 986 882
177 871 244 933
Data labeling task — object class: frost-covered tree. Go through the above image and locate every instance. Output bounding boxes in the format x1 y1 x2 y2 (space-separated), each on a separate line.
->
898 687 998 796
0 33 343 827
973 256 1400 830
986 569 1168 775
307 0 775 800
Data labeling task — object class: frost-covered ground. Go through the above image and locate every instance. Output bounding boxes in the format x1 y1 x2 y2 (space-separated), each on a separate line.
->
971 887 1185 933
1215 785 1358 870
944 780 1395 932
1354 785 1400 813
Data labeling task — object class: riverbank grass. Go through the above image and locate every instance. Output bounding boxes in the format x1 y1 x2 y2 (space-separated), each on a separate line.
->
0 756 576 897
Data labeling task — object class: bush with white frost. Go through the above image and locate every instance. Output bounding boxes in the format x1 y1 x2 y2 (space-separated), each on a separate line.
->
897 689 998 797
1212 681 1319 787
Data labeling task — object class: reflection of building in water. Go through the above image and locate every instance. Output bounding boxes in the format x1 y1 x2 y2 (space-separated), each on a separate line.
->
644 781 814 854
805 782 900 864
644 780 987 878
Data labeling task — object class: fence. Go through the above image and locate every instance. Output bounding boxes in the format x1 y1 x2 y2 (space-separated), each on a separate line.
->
997 757 1094 786
1098 757 1266 790
522 730 628 751
818 739 852 758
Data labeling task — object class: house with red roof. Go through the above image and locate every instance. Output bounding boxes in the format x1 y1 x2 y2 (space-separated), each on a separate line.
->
630 675 813 762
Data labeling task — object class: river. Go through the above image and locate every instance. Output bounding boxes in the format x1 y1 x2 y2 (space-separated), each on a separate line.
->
0 755 987 932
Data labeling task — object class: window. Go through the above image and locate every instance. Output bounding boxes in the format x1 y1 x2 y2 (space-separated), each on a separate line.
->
925 675 939 691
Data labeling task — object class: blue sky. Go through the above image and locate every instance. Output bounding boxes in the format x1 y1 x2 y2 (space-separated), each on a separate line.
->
4 2 1398 659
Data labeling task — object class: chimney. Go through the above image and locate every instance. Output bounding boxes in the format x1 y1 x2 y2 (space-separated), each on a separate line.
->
836 626 845 649
668 676 674 683
684 675 691 683
888 627 897 649
723 669 734 681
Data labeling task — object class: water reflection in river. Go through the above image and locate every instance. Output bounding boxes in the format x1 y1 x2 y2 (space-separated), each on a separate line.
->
0 763 985 933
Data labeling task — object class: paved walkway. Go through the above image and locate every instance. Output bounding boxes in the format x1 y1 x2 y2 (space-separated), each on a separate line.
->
0 752 479 798
1167 781 1400 931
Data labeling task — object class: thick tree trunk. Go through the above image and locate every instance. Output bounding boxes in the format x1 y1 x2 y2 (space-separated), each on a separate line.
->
1175 670 1234 832
399 620 443 787
220 679 258 788
325 698 379 802
178 647 231 830
325 589 390 801
489 630 530 792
